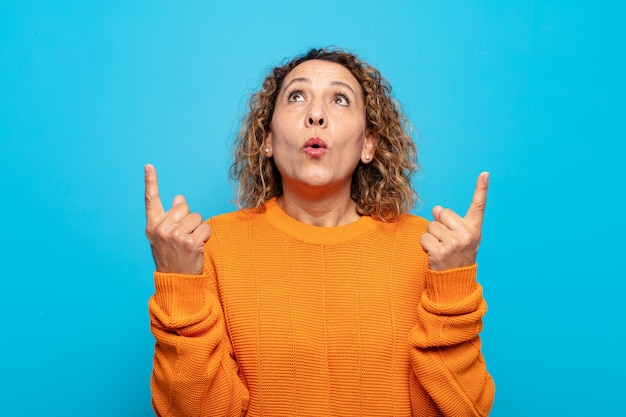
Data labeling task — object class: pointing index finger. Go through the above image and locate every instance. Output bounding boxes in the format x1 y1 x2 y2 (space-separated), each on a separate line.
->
464 172 489 227
144 164 165 222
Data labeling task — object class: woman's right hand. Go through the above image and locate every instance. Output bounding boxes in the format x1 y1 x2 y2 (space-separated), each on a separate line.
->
144 164 212 275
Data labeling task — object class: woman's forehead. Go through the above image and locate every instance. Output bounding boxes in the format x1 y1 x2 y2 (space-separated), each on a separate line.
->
283 60 360 89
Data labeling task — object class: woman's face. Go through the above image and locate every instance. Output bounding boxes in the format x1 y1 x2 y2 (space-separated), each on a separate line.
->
265 59 374 198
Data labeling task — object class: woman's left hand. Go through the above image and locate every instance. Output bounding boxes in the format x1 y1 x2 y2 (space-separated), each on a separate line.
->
420 172 489 271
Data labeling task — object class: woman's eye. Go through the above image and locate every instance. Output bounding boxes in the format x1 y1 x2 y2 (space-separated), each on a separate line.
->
288 91 305 102
334 94 350 106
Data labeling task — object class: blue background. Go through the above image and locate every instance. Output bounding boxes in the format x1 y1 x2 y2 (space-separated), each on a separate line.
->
1 1 624 415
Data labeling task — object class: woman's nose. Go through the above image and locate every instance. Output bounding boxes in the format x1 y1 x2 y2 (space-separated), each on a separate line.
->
307 116 325 126
305 103 326 127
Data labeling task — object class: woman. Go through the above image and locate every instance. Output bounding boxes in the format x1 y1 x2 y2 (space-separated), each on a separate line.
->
145 48 495 416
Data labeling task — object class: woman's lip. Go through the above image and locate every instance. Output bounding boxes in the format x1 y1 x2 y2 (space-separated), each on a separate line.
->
303 137 327 157
303 137 327 149
303 147 327 157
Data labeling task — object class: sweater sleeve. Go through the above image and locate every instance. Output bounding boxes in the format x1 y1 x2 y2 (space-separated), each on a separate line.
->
148 269 249 417
409 264 495 417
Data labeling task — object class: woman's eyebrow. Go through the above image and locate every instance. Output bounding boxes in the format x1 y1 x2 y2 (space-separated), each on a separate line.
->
330 81 357 97
282 77 358 98
282 77 309 92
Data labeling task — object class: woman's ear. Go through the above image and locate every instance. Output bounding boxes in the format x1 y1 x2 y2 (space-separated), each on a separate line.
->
263 132 273 157
361 132 375 163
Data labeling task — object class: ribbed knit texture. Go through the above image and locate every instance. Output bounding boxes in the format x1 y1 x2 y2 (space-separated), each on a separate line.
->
149 198 494 417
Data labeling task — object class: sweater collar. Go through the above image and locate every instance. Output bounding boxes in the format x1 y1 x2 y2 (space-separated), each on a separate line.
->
263 197 379 244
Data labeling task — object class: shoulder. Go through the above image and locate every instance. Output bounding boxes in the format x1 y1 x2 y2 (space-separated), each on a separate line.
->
364 213 429 254
360 214 429 265
207 206 262 232
378 213 429 234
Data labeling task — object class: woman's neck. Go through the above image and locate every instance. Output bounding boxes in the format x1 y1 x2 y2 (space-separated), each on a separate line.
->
278 189 361 227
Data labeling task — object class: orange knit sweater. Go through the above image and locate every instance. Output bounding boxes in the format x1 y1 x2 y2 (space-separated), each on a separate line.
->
149 198 494 417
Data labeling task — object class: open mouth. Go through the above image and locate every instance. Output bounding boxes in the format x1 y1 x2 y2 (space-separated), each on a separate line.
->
303 137 328 157
303 137 327 149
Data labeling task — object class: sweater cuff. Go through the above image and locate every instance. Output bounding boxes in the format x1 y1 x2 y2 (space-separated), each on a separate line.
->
153 271 209 320
425 264 478 305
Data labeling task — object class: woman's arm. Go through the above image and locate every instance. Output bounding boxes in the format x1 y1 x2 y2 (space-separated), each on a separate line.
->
144 165 248 416
409 265 494 417
149 271 249 417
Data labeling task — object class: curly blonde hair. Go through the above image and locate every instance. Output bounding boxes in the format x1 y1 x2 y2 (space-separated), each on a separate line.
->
230 47 419 222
